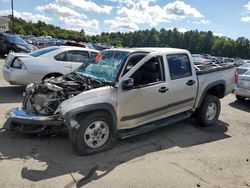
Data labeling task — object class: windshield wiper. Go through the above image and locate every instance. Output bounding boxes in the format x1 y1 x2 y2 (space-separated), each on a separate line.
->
86 75 115 87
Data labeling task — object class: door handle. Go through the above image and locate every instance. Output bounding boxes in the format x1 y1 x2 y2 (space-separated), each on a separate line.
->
186 80 195 86
158 87 169 93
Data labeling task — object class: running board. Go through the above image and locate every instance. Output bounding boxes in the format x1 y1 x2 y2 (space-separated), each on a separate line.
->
118 111 192 139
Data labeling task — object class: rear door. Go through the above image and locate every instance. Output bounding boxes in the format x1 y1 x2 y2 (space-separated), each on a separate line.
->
54 51 72 74
164 53 197 114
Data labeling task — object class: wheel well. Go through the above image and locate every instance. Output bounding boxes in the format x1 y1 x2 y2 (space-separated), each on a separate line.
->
206 84 225 99
76 110 111 121
75 109 116 131
42 73 63 80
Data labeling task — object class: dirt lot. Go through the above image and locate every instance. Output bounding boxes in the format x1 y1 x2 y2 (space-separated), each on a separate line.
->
0 57 250 188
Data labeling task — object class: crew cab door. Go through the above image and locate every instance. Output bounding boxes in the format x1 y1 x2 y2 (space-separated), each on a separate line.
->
164 53 197 114
117 55 170 129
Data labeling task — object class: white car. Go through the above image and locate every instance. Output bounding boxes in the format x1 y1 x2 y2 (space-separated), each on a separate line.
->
3 46 99 85
234 63 250 100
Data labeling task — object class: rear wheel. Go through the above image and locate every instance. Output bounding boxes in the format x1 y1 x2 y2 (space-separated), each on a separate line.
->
236 95 245 101
195 94 221 127
69 111 117 156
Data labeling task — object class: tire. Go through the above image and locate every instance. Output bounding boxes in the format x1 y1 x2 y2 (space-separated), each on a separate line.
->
69 111 117 156
195 94 221 127
236 95 245 101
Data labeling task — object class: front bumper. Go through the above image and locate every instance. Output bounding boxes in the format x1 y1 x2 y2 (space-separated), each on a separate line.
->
233 86 250 98
4 108 65 134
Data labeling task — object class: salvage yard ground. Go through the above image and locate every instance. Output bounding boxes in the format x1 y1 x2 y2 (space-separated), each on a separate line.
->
0 57 250 188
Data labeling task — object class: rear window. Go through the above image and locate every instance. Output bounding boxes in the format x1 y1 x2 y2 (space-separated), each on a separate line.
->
30 47 59 57
167 54 192 80
6 35 27 45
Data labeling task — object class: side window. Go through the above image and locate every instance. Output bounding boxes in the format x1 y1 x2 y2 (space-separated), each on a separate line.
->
167 54 192 80
67 51 90 63
122 54 147 76
90 51 98 57
130 56 164 86
55 52 67 61
0 35 5 43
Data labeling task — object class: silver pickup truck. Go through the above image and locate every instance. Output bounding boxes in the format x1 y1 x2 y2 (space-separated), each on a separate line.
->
5 48 235 155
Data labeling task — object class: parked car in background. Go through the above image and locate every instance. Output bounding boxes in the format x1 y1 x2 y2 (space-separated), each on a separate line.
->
234 63 250 101
65 41 87 48
233 59 247 67
192 56 214 65
0 33 37 55
3 46 99 85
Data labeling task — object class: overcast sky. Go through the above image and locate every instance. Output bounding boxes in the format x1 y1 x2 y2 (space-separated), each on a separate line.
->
0 0 250 38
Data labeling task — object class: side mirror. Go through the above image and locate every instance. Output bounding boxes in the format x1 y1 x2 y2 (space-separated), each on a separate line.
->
122 78 134 90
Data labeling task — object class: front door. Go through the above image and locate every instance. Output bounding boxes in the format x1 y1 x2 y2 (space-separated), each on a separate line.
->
117 56 170 129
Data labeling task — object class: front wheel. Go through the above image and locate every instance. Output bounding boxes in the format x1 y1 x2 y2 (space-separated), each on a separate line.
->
195 95 221 127
69 111 117 156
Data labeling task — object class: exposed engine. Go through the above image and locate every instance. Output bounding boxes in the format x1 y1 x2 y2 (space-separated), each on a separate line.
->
23 73 107 116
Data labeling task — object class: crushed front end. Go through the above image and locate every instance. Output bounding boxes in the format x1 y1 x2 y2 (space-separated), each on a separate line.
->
4 73 106 134
4 108 64 134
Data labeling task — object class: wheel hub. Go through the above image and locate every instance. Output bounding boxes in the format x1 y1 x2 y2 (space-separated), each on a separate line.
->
206 103 217 121
84 121 109 148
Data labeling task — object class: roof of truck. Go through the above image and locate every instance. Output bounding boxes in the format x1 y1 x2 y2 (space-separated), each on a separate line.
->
104 47 188 54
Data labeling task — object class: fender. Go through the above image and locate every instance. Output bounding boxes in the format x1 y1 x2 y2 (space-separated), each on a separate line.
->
197 80 226 107
64 103 117 131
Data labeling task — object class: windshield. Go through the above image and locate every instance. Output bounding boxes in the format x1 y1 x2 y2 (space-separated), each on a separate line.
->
76 51 129 83
6 35 27 45
30 47 59 57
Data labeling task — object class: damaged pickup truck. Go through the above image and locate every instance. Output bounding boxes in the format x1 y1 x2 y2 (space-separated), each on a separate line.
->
5 48 235 155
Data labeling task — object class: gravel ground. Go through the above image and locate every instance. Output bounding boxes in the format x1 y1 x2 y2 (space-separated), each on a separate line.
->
0 57 250 188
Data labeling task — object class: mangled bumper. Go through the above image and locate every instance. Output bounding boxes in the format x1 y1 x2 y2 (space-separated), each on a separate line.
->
4 108 64 133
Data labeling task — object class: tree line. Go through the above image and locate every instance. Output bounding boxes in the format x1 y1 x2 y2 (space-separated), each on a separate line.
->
8 17 250 59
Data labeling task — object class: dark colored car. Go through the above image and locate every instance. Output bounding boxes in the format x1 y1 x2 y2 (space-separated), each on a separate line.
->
64 41 86 48
0 33 38 55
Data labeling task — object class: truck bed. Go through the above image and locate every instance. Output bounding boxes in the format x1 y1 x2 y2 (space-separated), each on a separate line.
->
195 63 234 75
194 62 235 109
